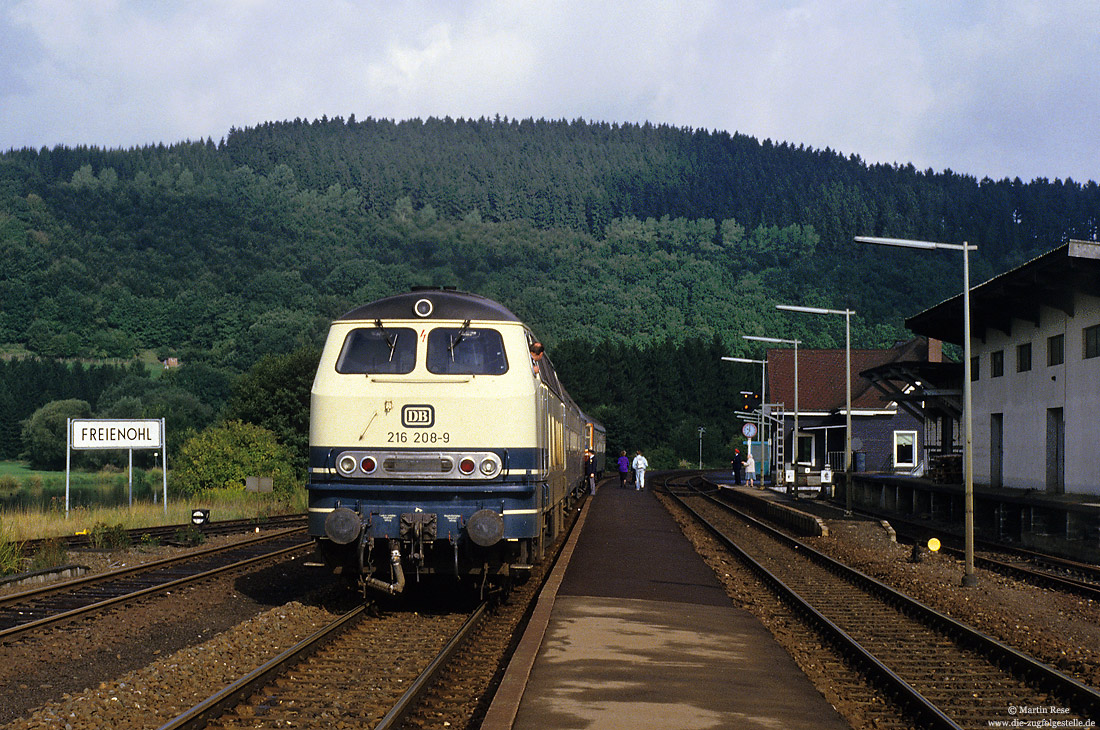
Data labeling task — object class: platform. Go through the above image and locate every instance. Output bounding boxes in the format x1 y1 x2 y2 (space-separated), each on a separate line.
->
482 477 851 730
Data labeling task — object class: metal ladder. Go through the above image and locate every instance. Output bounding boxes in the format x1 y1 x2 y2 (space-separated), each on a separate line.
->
765 403 786 482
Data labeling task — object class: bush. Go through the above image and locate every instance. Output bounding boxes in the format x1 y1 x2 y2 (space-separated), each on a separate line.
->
89 522 131 550
173 525 206 546
171 420 299 497
30 538 68 571
0 530 24 576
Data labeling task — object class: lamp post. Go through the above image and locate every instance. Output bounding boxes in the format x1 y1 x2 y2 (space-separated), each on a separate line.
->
743 335 800 497
855 235 978 587
698 426 706 469
722 355 766 481
776 304 855 514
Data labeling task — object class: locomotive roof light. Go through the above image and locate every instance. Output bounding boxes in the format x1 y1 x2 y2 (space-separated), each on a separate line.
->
413 298 434 317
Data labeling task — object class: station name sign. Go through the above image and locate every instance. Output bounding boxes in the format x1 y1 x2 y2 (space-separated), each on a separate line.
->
71 419 163 450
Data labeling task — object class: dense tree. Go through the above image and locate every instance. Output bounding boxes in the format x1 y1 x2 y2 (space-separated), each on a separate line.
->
21 398 91 469
224 347 322 466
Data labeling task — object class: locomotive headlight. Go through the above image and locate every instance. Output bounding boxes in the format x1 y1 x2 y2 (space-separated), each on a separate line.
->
360 456 377 474
337 455 358 476
479 457 500 477
459 457 476 475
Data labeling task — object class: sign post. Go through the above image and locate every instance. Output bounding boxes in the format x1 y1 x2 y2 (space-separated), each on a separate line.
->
67 418 167 516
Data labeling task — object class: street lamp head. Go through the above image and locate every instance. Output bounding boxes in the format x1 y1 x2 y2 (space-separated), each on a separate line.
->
743 334 800 345
722 356 764 364
855 235 976 252
776 304 855 316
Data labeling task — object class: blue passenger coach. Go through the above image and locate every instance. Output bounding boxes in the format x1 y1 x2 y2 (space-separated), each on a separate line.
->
308 288 601 596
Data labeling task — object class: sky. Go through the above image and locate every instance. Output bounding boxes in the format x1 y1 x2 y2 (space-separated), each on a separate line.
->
1 0 1098 184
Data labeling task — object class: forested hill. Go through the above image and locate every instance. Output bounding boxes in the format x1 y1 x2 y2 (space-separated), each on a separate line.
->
2 116 1098 370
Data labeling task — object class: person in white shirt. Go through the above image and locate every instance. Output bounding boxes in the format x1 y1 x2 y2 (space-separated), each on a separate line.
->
632 450 649 491
744 452 757 488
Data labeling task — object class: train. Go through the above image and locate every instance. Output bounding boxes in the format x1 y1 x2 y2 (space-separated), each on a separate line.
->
307 287 605 597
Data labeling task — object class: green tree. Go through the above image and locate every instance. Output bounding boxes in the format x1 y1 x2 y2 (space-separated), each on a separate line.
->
225 347 321 465
21 398 91 469
172 420 298 496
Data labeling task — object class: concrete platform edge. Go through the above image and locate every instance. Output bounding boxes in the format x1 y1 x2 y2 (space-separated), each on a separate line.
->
480 496 593 730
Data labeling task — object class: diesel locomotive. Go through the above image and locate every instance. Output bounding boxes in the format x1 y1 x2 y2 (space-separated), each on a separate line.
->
308 288 604 596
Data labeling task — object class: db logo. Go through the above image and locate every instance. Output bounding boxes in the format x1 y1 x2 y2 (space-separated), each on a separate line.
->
402 405 434 428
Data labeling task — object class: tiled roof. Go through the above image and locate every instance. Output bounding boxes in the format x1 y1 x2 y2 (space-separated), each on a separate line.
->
764 337 929 413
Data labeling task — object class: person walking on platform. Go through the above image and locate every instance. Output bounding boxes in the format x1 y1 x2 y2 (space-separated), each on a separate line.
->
744 451 757 489
617 450 630 488
632 450 649 491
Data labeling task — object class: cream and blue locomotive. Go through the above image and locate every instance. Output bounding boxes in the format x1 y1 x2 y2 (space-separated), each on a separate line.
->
308 288 603 595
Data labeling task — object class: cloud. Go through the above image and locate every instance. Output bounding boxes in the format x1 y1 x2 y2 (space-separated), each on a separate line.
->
0 0 1096 182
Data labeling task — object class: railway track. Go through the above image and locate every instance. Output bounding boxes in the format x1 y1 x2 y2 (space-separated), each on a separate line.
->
0 527 312 642
840 503 1100 600
149 494 591 730
668 476 1100 730
158 602 486 730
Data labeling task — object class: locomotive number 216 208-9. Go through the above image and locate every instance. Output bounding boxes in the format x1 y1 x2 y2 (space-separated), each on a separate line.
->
388 431 451 444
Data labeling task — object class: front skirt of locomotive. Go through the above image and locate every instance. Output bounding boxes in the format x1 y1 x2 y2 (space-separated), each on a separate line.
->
307 472 546 591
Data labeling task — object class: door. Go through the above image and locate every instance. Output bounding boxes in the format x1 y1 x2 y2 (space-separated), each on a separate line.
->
990 413 1003 489
1045 408 1064 494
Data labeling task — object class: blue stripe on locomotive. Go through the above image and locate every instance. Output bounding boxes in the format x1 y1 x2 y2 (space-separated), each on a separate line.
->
307 446 544 541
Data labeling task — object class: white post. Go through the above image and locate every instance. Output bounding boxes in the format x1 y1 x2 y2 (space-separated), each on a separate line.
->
844 309 852 513
962 242 976 586
65 417 71 518
161 418 168 515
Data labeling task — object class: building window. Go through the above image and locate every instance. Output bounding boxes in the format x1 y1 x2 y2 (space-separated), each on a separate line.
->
990 350 1004 377
894 431 917 469
970 355 979 381
1086 324 1100 360
1048 334 1064 366
1016 342 1031 372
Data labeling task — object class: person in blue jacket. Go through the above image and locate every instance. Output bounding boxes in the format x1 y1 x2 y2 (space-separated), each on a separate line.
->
617 450 630 488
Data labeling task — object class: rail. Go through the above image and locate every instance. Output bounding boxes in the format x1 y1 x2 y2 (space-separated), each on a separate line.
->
667 475 1100 729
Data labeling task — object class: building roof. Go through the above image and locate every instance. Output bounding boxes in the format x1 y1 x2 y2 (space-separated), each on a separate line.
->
906 240 1100 345
764 337 932 414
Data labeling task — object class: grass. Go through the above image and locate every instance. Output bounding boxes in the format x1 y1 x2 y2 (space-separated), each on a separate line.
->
0 461 307 542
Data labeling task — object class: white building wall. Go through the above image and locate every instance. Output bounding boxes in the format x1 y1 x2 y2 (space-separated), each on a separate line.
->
972 293 1100 496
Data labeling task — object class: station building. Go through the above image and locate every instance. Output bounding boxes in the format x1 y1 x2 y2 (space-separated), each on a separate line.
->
905 239 1100 497
764 337 934 478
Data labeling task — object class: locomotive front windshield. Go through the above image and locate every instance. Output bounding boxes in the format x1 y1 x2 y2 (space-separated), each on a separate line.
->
336 327 417 374
426 327 508 375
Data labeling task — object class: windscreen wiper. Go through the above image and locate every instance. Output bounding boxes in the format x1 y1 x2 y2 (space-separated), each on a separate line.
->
448 319 472 361
375 319 398 362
